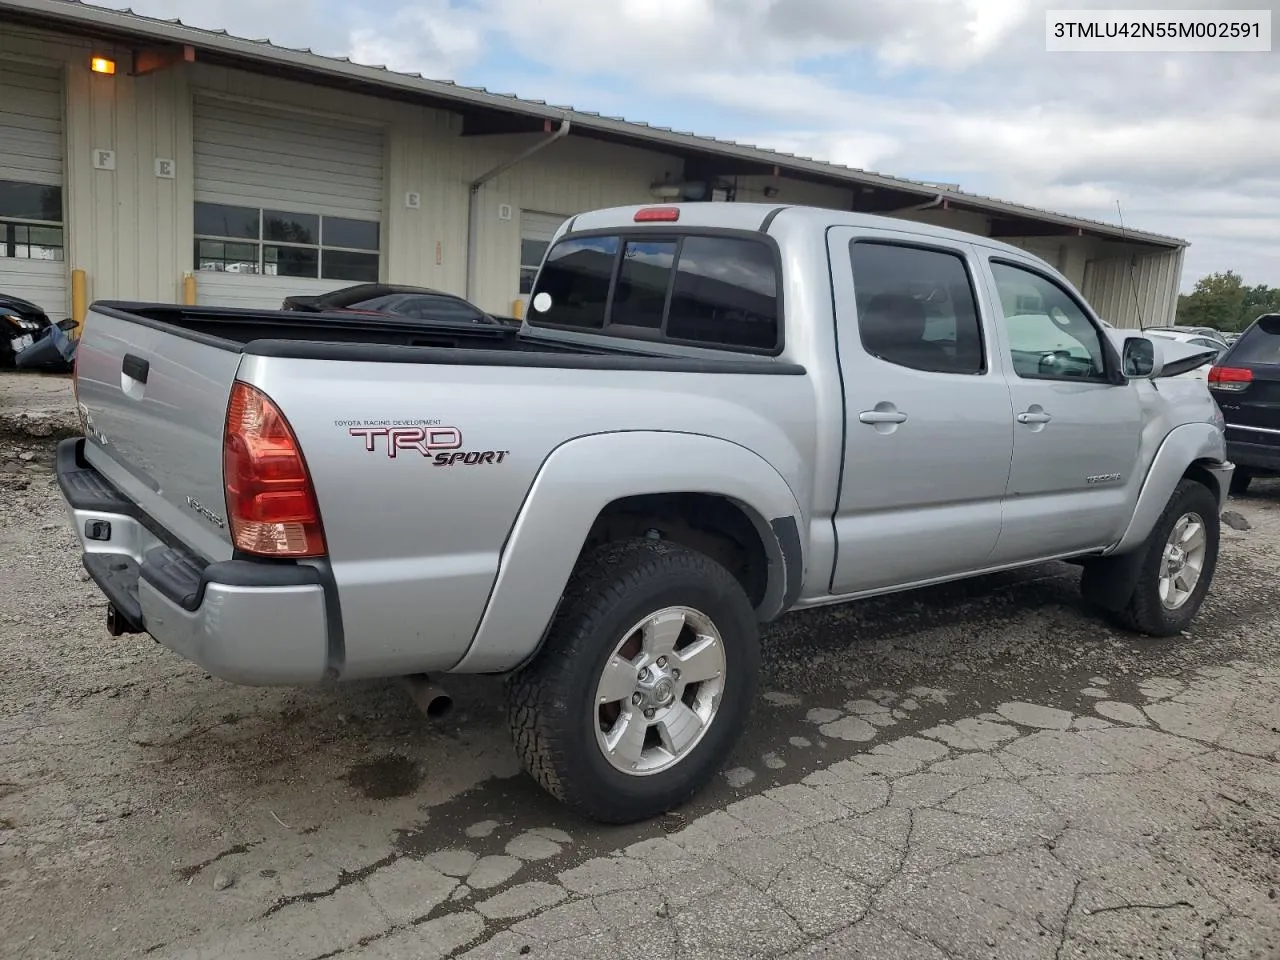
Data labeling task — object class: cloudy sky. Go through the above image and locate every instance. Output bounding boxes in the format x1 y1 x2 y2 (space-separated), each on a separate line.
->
94 0 1279 291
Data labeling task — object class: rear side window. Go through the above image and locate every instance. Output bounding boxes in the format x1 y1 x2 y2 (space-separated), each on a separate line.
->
1228 316 1280 364
530 235 620 329
528 232 780 353
667 237 779 350
848 241 985 374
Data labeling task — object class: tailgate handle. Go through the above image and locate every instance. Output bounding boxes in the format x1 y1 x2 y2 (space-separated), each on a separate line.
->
122 353 150 384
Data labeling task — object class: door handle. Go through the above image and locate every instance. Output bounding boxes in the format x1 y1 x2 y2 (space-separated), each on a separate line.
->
859 410 908 425
1016 410 1052 424
122 353 150 384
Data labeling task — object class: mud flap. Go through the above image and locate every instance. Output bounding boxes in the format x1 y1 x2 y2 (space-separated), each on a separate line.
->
1079 549 1145 613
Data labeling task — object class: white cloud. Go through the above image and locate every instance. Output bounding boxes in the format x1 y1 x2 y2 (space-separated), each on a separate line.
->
86 0 1280 290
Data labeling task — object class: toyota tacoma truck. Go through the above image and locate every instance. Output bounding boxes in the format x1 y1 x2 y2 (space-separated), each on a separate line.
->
57 202 1231 824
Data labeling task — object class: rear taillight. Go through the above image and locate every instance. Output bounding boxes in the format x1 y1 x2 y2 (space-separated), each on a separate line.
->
222 381 326 558
1208 365 1252 393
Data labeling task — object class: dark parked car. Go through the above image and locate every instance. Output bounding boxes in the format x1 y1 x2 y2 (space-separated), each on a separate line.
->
1209 313 1280 494
281 283 518 327
1 292 58 368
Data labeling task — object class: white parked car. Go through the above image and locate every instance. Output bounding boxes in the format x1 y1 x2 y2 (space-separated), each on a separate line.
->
1144 329 1227 380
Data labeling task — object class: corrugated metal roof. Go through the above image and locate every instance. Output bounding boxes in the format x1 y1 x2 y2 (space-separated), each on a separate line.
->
2 0 1188 249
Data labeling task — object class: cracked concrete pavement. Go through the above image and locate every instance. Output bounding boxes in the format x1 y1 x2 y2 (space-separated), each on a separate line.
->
146 661 1280 960
2 372 1279 960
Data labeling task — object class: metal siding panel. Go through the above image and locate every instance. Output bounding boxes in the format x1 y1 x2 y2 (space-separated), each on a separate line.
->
1083 250 1183 329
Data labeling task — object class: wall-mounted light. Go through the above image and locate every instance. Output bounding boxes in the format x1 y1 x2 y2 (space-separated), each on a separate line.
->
90 56 117 75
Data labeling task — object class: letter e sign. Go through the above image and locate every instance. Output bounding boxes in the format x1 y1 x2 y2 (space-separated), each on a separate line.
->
154 158 176 179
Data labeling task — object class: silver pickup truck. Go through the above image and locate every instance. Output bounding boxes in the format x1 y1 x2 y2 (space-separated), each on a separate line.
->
58 202 1231 823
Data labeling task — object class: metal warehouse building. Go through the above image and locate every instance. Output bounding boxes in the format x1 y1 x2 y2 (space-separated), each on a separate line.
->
1 0 1187 328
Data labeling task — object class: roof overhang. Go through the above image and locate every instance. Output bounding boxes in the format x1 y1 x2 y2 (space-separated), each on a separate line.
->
0 0 1188 251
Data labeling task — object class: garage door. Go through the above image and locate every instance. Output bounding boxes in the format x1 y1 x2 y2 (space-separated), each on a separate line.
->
192 96 386 309
518 210 568 311
0 62 67 320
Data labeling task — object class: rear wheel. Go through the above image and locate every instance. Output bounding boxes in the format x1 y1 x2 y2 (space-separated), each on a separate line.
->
505 538 759 824
1085 479 1219 636
1229 468 1253 496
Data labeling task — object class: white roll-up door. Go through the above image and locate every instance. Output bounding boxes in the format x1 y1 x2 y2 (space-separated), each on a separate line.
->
517 210 568 313
0 62 68 320
192 96 386 309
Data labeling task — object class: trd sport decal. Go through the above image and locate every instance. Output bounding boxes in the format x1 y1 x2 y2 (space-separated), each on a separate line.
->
348 425 509 466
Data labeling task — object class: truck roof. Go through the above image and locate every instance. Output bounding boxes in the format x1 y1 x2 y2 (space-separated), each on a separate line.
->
564 202 1048 262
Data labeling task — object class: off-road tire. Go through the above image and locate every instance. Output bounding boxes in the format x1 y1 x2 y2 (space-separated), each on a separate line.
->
1085 478 1220 636
504 537 759 824
1229 468 1253 496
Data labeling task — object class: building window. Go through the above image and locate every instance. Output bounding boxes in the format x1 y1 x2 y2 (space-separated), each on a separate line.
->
194 202 380 282
0 179 64 261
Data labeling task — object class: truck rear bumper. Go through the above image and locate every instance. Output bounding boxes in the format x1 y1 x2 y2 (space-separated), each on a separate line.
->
56 438 332 685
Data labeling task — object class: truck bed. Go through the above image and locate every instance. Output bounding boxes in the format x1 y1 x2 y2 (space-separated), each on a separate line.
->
69 299 812 682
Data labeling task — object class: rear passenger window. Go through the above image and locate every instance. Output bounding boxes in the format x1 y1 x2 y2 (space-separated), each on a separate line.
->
611 240 678 329
529 235 619 329
528 232 780 352
667 237 779 350
849 241 985 375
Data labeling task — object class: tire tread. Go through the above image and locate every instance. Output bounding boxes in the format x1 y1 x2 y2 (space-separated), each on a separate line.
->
504 537 756 823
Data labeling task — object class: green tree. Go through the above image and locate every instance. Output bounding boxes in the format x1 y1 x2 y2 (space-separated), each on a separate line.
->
1177 272 1280 332
1176 270 1247 331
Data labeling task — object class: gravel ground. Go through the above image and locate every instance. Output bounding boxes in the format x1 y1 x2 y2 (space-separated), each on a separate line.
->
1 370 1278 960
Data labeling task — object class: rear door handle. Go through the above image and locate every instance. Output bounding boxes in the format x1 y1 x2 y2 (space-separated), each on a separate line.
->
122 353 150 384
859 410 908 424
1016 411 1052 424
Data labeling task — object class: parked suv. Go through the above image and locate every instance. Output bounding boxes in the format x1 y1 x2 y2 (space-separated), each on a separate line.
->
1209 313 1280 493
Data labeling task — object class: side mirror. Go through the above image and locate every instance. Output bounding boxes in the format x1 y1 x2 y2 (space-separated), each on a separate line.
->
1122 336 1165 379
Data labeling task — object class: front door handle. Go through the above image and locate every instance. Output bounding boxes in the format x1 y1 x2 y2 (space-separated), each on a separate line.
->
1016 410 1052 424
859 409 908 425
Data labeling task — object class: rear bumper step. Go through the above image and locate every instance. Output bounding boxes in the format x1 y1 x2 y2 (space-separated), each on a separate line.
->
57 437 333 685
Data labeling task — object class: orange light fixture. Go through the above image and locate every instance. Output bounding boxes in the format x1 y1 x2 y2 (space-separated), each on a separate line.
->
90 56 116 75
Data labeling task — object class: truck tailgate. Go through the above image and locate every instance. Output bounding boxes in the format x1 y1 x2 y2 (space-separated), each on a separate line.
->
75 308 242 561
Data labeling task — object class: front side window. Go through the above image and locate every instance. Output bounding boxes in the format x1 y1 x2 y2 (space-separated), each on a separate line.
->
0 179 64 262
194 202 380 282
527 232 780 352
990 260 1107 381
848 240 985 375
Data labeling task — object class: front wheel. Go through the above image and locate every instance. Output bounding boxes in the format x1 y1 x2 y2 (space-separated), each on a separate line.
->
1085 479 1220 636
505 538 759 824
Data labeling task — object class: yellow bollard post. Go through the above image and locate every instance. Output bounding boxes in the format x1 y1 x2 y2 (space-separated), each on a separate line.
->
71 268 87 332
511 298 524 321
182 272 197 305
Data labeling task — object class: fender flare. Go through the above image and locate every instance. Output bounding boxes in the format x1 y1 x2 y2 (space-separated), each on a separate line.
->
1108 421 1227 556
451 430 805 673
